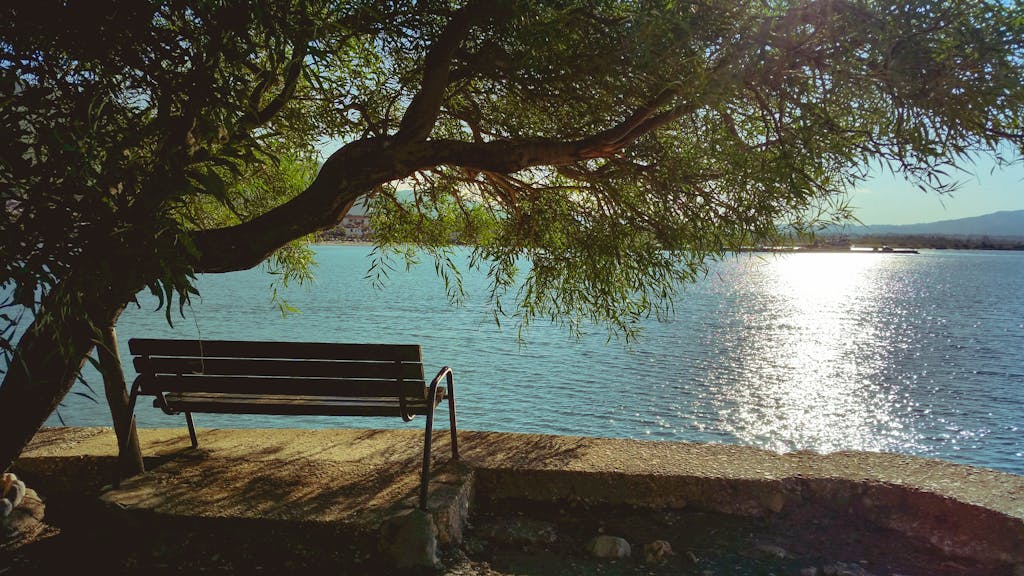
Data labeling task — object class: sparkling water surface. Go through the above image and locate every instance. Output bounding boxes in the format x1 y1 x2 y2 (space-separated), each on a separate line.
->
49 246 1024 475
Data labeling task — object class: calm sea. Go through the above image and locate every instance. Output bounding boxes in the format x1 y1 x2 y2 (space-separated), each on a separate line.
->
47 246 1024 475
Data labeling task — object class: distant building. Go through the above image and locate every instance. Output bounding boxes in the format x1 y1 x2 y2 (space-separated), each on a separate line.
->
340 213 371 240
325 198 372 240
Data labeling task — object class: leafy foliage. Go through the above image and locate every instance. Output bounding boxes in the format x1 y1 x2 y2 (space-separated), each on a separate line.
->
367 0 1024 338
1 1 328 361
2 0 1023 380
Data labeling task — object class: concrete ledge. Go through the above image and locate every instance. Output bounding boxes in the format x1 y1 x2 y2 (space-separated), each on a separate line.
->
13 427 1024 568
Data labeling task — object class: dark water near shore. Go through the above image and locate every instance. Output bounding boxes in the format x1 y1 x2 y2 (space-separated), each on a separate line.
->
47 246 1024 475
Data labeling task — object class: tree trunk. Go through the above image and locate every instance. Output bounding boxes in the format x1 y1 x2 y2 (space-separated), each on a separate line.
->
0 266 143 473
98 324 144 479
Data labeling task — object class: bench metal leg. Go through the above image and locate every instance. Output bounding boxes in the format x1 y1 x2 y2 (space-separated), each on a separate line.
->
185 412 198 448
420 393 438 511
421 366 458 509
446 372 459 460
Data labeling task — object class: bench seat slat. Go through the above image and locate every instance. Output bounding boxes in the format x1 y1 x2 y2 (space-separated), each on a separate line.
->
162 392 433 417
129 338 421 362
138 374 428 398
135 357 423 380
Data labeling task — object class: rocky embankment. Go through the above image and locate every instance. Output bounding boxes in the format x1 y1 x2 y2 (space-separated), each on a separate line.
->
7 427 1023 575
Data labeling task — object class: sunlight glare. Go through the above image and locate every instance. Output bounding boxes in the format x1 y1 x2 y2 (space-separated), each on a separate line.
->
714 253 914 454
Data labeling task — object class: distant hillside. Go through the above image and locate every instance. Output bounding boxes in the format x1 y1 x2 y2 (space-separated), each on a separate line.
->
846 209 1024 238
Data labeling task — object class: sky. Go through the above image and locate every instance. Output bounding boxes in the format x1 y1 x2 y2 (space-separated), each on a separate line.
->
849 156 1024 225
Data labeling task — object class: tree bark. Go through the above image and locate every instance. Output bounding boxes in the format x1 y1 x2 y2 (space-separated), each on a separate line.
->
0 265 144 473
98 324 144 479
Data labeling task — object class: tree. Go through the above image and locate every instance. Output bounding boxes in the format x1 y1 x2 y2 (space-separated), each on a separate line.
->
2 0 1022 473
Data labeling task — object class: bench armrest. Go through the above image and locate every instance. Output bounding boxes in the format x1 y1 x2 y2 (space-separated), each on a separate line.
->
426 366 453 402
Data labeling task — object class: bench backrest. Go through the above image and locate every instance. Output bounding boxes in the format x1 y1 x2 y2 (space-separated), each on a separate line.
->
128 338 426 399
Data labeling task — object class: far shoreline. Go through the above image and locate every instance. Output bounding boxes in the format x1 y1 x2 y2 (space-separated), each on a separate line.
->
311 240 1024 252
313 239 374 246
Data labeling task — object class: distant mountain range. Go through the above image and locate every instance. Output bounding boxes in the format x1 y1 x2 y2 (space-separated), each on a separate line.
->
841 209 1024 238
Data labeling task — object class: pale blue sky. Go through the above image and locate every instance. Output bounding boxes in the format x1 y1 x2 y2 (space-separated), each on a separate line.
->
850 157 1024 225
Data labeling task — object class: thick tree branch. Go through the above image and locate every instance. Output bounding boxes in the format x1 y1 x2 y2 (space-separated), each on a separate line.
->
394 1 500 143
191 85 707 274
191 135 418 273
241 40 309 129
246 69 274 116
188 137 585 273
437 93 702 171
593 84 686 148
606 100 702 149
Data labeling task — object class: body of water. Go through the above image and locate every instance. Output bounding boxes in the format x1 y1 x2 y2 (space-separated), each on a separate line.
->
48 246 1024 475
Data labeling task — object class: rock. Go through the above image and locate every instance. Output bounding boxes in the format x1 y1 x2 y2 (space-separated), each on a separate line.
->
1 473 26 511
1 473 15 494
8 480 25 509
800 568 820 576
476 516 558 548
428 469 474 546
378 508 440 569
404 462 474 547
1014 565 1024 576
586 535 631 559
765 490 786 513
1 488 45 549
822 562 875 576
642 540 674 564
753 543 790 559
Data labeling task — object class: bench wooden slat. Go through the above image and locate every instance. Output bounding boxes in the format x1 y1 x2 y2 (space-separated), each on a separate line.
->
128 338 422 362
134 356 423 380
137 374 430 398
162 393 433 417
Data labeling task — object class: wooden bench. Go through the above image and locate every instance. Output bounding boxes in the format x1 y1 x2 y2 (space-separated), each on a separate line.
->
120 338 458 509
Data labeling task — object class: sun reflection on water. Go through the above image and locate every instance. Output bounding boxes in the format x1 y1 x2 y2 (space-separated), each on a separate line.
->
707 253 920 454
